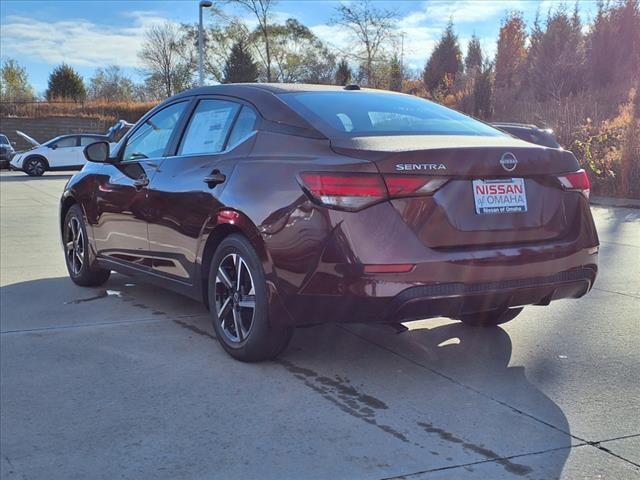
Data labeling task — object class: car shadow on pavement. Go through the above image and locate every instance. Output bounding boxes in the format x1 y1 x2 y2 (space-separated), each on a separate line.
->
281 321 573 478
1 275 572 478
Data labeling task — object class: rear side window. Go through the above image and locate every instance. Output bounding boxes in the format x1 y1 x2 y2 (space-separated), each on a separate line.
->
226 106 257 147
179 99 240 155
54 137 77 148
80 136 100 146
283 92 506 137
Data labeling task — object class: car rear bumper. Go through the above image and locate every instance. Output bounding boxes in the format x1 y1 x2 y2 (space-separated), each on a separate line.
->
279 264 597 326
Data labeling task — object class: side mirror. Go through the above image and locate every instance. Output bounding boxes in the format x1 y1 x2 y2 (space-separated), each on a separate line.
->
49 144 57 149
11 141 16 147
84 141 111 163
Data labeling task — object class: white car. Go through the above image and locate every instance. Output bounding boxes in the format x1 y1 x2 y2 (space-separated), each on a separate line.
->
10 132 112 176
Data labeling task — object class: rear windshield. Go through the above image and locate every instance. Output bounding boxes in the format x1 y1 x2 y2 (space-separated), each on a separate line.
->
282 91 506 137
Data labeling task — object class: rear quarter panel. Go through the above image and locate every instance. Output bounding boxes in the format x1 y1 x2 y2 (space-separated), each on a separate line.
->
218 131 375 296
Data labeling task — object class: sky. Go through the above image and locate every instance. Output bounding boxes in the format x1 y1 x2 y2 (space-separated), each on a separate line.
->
0 0 600 95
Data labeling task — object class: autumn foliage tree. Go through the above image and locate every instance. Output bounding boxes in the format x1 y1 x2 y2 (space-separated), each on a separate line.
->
493 12 527 114
0 59 34 102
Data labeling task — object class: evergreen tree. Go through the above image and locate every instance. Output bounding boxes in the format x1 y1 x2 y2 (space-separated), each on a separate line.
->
423 21 462 93
529 6 585 100
335 58 352 85
588 0 640 87
473 63 494 119
388 53 403 91
45 64 86 101
465 35 483 73
223 40 259 84
523 8 544 91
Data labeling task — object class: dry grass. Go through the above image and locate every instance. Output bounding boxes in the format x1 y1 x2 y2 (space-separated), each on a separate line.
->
0 100 157 123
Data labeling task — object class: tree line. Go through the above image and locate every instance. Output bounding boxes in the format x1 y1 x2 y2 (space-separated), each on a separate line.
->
1 0 638 197
2 0 637 110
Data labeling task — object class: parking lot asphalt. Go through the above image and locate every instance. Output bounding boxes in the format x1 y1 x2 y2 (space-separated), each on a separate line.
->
1 170 638 480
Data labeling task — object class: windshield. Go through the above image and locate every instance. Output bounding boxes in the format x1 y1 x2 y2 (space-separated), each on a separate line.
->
0 135 9 145
282 91 506 138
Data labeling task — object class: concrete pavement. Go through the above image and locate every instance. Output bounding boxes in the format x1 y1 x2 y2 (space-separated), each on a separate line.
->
1 171 638 479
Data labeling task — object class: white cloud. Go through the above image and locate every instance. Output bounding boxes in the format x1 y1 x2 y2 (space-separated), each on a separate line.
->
402 0 524 27
0 12 178 68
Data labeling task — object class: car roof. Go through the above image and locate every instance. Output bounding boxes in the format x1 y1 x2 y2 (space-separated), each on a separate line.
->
177 83 366 96
169 83 403 138
55 134 107 139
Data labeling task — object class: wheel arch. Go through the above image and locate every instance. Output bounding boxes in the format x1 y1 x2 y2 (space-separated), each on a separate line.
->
60 193 78 234
198 209 271 308
59 192 99 266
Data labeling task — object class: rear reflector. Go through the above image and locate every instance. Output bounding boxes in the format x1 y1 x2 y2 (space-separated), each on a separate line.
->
557 170 590 198
363 264 415 273
299 172 447 211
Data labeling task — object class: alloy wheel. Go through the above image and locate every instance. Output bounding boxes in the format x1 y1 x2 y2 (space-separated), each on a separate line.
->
27 159 45 176
214 253 256 343
65 217 84 275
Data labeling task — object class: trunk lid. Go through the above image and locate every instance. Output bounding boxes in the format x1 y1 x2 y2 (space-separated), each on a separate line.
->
331 135 579 176
331 135 582 249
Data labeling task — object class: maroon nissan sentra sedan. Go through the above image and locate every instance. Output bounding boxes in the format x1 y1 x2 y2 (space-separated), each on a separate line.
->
60 84 598 361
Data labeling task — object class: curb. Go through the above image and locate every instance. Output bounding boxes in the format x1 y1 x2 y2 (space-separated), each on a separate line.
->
590 196 640 209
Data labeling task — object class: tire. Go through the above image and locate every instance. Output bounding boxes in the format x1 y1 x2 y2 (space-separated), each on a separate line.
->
208 234 293 362
23 156 47 177
63 204 111 286
459 307 524 327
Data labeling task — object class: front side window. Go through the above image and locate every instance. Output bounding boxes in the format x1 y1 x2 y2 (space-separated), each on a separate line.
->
123 101 188 161
0 135 9 145
54 137 77 148
179 99 240 155
283 92 507 137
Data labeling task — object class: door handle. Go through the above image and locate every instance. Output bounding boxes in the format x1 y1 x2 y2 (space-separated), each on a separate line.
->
203 170 226 188
133 175 149 190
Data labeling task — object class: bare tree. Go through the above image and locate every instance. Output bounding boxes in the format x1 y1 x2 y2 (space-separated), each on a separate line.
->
225 0 276 82
331 0 398 87
139 22 193 98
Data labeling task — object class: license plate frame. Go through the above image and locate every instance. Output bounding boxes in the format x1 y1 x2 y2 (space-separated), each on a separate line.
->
472 178 528 214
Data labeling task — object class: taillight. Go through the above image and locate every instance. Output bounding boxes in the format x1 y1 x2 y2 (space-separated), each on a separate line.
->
299 172 447 210
557 170 590 198
299 172 387 210
383 174 448 197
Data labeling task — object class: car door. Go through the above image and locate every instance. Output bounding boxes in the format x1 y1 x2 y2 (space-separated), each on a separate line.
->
146 98 259 282
46 136 78 168
91 100 191 266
